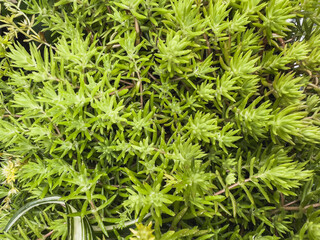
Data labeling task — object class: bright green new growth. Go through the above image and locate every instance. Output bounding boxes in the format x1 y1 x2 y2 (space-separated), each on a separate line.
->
0 0 320 239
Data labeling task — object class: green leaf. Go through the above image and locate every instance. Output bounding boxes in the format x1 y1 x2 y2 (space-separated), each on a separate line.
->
4 196 96 240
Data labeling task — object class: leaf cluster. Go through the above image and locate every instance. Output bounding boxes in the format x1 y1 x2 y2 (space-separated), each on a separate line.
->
0 0 320 239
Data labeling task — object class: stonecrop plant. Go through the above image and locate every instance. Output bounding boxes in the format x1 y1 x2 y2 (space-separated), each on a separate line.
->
0 0 320 239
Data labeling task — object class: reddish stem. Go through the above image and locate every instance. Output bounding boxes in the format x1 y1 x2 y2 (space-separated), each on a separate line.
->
2 114 22 118
109 85 134 95
37 230 54 240
214 178 252 196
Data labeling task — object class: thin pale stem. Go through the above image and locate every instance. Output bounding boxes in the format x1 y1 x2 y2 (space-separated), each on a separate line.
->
284 200 300 207
109 85 134 96
203 33 212 55
2 114 22 118
284 203 320 211
272 202 320 215
214 178 252 196
37 230 54 240
92 213 152 232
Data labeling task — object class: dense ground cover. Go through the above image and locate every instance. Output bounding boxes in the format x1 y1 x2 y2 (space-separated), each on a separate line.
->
0 0 320 239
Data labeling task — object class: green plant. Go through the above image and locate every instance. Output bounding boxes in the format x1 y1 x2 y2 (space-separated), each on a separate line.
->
0 0 320 239
3 196 95 240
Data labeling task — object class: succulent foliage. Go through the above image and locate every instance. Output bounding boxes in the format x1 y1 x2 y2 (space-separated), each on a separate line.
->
0 0 320 239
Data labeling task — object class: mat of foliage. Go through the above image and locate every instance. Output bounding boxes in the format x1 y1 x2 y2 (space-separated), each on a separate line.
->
0 0 320 239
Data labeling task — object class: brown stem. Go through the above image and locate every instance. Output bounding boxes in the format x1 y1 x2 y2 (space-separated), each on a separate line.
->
272 202 320 215
49 119 61 137
303 70 319 87
203 33 212 55
132 61 143 108
120 79 134 85
278 38 285 48
89 200 96 209
148 71 159 83
106 5 112 14
284 200 299 207
153 147 168 155
134 17 140 44
214 178 252 196
42 111 64 140
111 185 127 188
305 203 320 209
141 66 160 83
285 203 320 211
280 193 285 207
10 20 57 50
109 85 134 95
139 79 143 108
53 124 62 138
282 206 300 211
308 83 320 89
37 230 54 240
2 114 22 118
